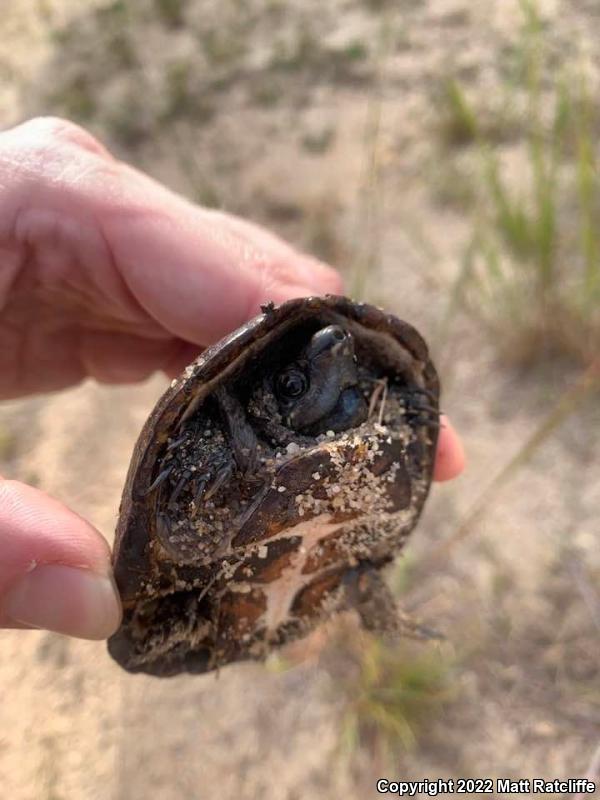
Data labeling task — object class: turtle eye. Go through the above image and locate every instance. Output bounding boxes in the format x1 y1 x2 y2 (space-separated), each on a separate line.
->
276 368 308 400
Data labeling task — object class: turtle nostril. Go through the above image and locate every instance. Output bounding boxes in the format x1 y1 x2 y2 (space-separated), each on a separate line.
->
307 325 349 357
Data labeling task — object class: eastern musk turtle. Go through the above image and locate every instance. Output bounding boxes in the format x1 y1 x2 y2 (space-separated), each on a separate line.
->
108 295 440 676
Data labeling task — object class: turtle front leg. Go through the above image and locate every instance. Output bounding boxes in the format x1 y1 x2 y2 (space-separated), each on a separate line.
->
181 386 258 508
343 565 442 641
150 386 265 565
215 385 259 475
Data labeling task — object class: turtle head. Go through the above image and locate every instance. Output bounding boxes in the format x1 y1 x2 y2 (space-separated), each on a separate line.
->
274 325 368 434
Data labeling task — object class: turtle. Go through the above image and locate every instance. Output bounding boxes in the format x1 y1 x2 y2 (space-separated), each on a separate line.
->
107 295 440 677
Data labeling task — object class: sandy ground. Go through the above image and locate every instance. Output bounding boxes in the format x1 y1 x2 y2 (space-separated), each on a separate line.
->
0 1 599 798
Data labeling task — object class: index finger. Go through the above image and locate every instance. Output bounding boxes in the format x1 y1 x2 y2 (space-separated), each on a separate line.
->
434 416 465 482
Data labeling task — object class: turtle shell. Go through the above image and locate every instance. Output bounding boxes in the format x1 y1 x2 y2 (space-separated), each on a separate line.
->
108 295 440 676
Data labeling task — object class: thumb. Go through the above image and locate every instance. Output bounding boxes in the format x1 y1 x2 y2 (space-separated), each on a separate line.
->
0 479 121 640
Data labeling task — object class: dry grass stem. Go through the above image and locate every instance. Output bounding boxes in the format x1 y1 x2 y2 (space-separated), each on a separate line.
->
428 359 599 565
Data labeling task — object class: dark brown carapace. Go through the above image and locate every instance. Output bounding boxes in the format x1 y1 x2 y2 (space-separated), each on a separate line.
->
108 296 440 676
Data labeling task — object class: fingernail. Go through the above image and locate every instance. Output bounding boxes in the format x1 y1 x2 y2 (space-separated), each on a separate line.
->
5 565 122 640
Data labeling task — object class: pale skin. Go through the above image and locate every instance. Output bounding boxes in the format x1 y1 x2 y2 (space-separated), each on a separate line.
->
0 117 465 640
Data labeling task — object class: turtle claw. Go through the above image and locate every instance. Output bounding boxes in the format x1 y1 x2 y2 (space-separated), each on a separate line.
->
395 613 445 642
191 473 210 508
142 465 174 496
161 459 235 517
187 460 235 519
203 461 234 501
168 468 193 508
344 565 443 642
411 417 442 430
403 387 441 427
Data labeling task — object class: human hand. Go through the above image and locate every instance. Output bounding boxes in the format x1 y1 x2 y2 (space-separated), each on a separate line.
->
0 117 464 640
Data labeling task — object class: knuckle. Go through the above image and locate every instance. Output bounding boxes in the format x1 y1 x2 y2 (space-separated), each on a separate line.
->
0 479 30 515
2 117 123 225
10 116 112 159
